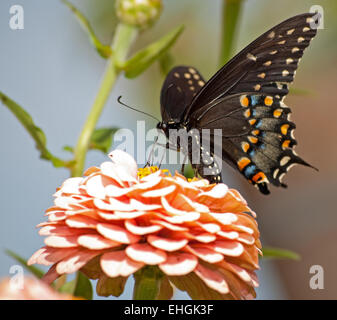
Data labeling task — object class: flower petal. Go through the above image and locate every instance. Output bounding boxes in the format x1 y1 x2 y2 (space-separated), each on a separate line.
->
124 219 163 235
78 234 121 250
59 177 83 195
150 219 189 232
212 240 244 257
44 235 79 248
141 185 176 198
147 235 188 252
126 243 167 265
84 174 112 199
186 245 224 263
65 215 99 229
97 223 140 243
56 250 101 274
108 150 138 179
100 250 144 277
194 264 229 294
159 253 198 275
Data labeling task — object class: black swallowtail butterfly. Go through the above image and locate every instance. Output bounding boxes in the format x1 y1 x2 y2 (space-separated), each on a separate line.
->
157 13 320 194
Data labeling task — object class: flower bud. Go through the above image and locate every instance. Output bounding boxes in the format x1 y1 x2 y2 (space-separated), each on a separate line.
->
116 0 163 29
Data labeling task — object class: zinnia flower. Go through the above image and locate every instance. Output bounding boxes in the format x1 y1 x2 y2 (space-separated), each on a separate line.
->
0 277 76 300
28 150 261 300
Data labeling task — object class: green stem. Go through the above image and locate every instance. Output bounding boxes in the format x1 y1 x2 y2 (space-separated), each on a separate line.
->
71 23 138 177
133 267 163 300
219 0 243 67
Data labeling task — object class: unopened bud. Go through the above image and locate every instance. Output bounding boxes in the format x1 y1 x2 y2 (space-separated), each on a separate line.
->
116 0 163 29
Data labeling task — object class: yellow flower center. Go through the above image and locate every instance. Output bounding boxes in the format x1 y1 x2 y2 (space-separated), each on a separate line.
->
137 166 172 179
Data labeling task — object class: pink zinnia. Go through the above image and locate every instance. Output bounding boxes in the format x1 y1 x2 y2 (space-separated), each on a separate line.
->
28 150 261 299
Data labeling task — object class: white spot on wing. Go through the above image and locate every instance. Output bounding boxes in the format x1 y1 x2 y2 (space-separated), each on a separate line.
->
247 53 257 61
268 31 275 39
282 70 289 77
286 58 294 64
280 156 291 166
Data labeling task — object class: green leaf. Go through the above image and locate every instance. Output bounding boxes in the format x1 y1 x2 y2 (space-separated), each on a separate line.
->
262 247 301 260
0 92 70 168
61 0 112 59
183 164 195 180
59 272 93 300
122 24 184 78
220 0 243 66
63 145 74 153
5 250 45 279
89 127 119 154
158 51 175 77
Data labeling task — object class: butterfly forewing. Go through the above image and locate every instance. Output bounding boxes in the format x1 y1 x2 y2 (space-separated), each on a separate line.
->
185 12 320 116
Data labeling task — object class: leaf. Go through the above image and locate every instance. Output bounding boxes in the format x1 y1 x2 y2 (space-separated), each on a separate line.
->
183 164 195 179
89 127 119 153
262 247 301 260
63 145 74 153
5 250 45 279
122 25 184 78
158 51 175 76
0 92 70 168
59 272 93 300
220 0 243 66
61 0 112 59
74 272 93 300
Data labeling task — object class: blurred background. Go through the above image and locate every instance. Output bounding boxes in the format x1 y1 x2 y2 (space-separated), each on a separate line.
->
0 0 336 299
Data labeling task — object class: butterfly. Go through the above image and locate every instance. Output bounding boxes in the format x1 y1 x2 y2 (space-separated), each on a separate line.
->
157 12 320 194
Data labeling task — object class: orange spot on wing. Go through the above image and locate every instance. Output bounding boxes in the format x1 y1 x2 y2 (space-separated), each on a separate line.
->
241 142 250 153
252 130 260 136
252 172 267 183
241 96 249 107
248 136 258 144
264 96 273 106
281 124 289 135
249 119 256 125
282 140 291 149
273 109 283 118
244 109 251 118
237 157 251 171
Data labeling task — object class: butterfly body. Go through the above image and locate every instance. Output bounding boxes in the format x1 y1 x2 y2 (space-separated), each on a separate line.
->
157 13 320 194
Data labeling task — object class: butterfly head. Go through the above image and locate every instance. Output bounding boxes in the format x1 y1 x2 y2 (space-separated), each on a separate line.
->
156 120 185 136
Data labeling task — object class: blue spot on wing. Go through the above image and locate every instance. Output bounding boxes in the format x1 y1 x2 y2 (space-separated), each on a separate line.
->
244 164 256 177
255 119 262 128
251 95 260 106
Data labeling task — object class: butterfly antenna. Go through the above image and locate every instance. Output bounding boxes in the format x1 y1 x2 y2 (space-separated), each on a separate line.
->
117 96 160 122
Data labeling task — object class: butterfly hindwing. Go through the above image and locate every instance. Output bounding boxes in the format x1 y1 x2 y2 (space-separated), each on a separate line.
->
160 66 206 122
191 92 316 194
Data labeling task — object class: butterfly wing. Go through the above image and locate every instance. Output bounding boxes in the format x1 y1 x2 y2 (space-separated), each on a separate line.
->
160 66 206 122
185 12 320 116
185 12 320 194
